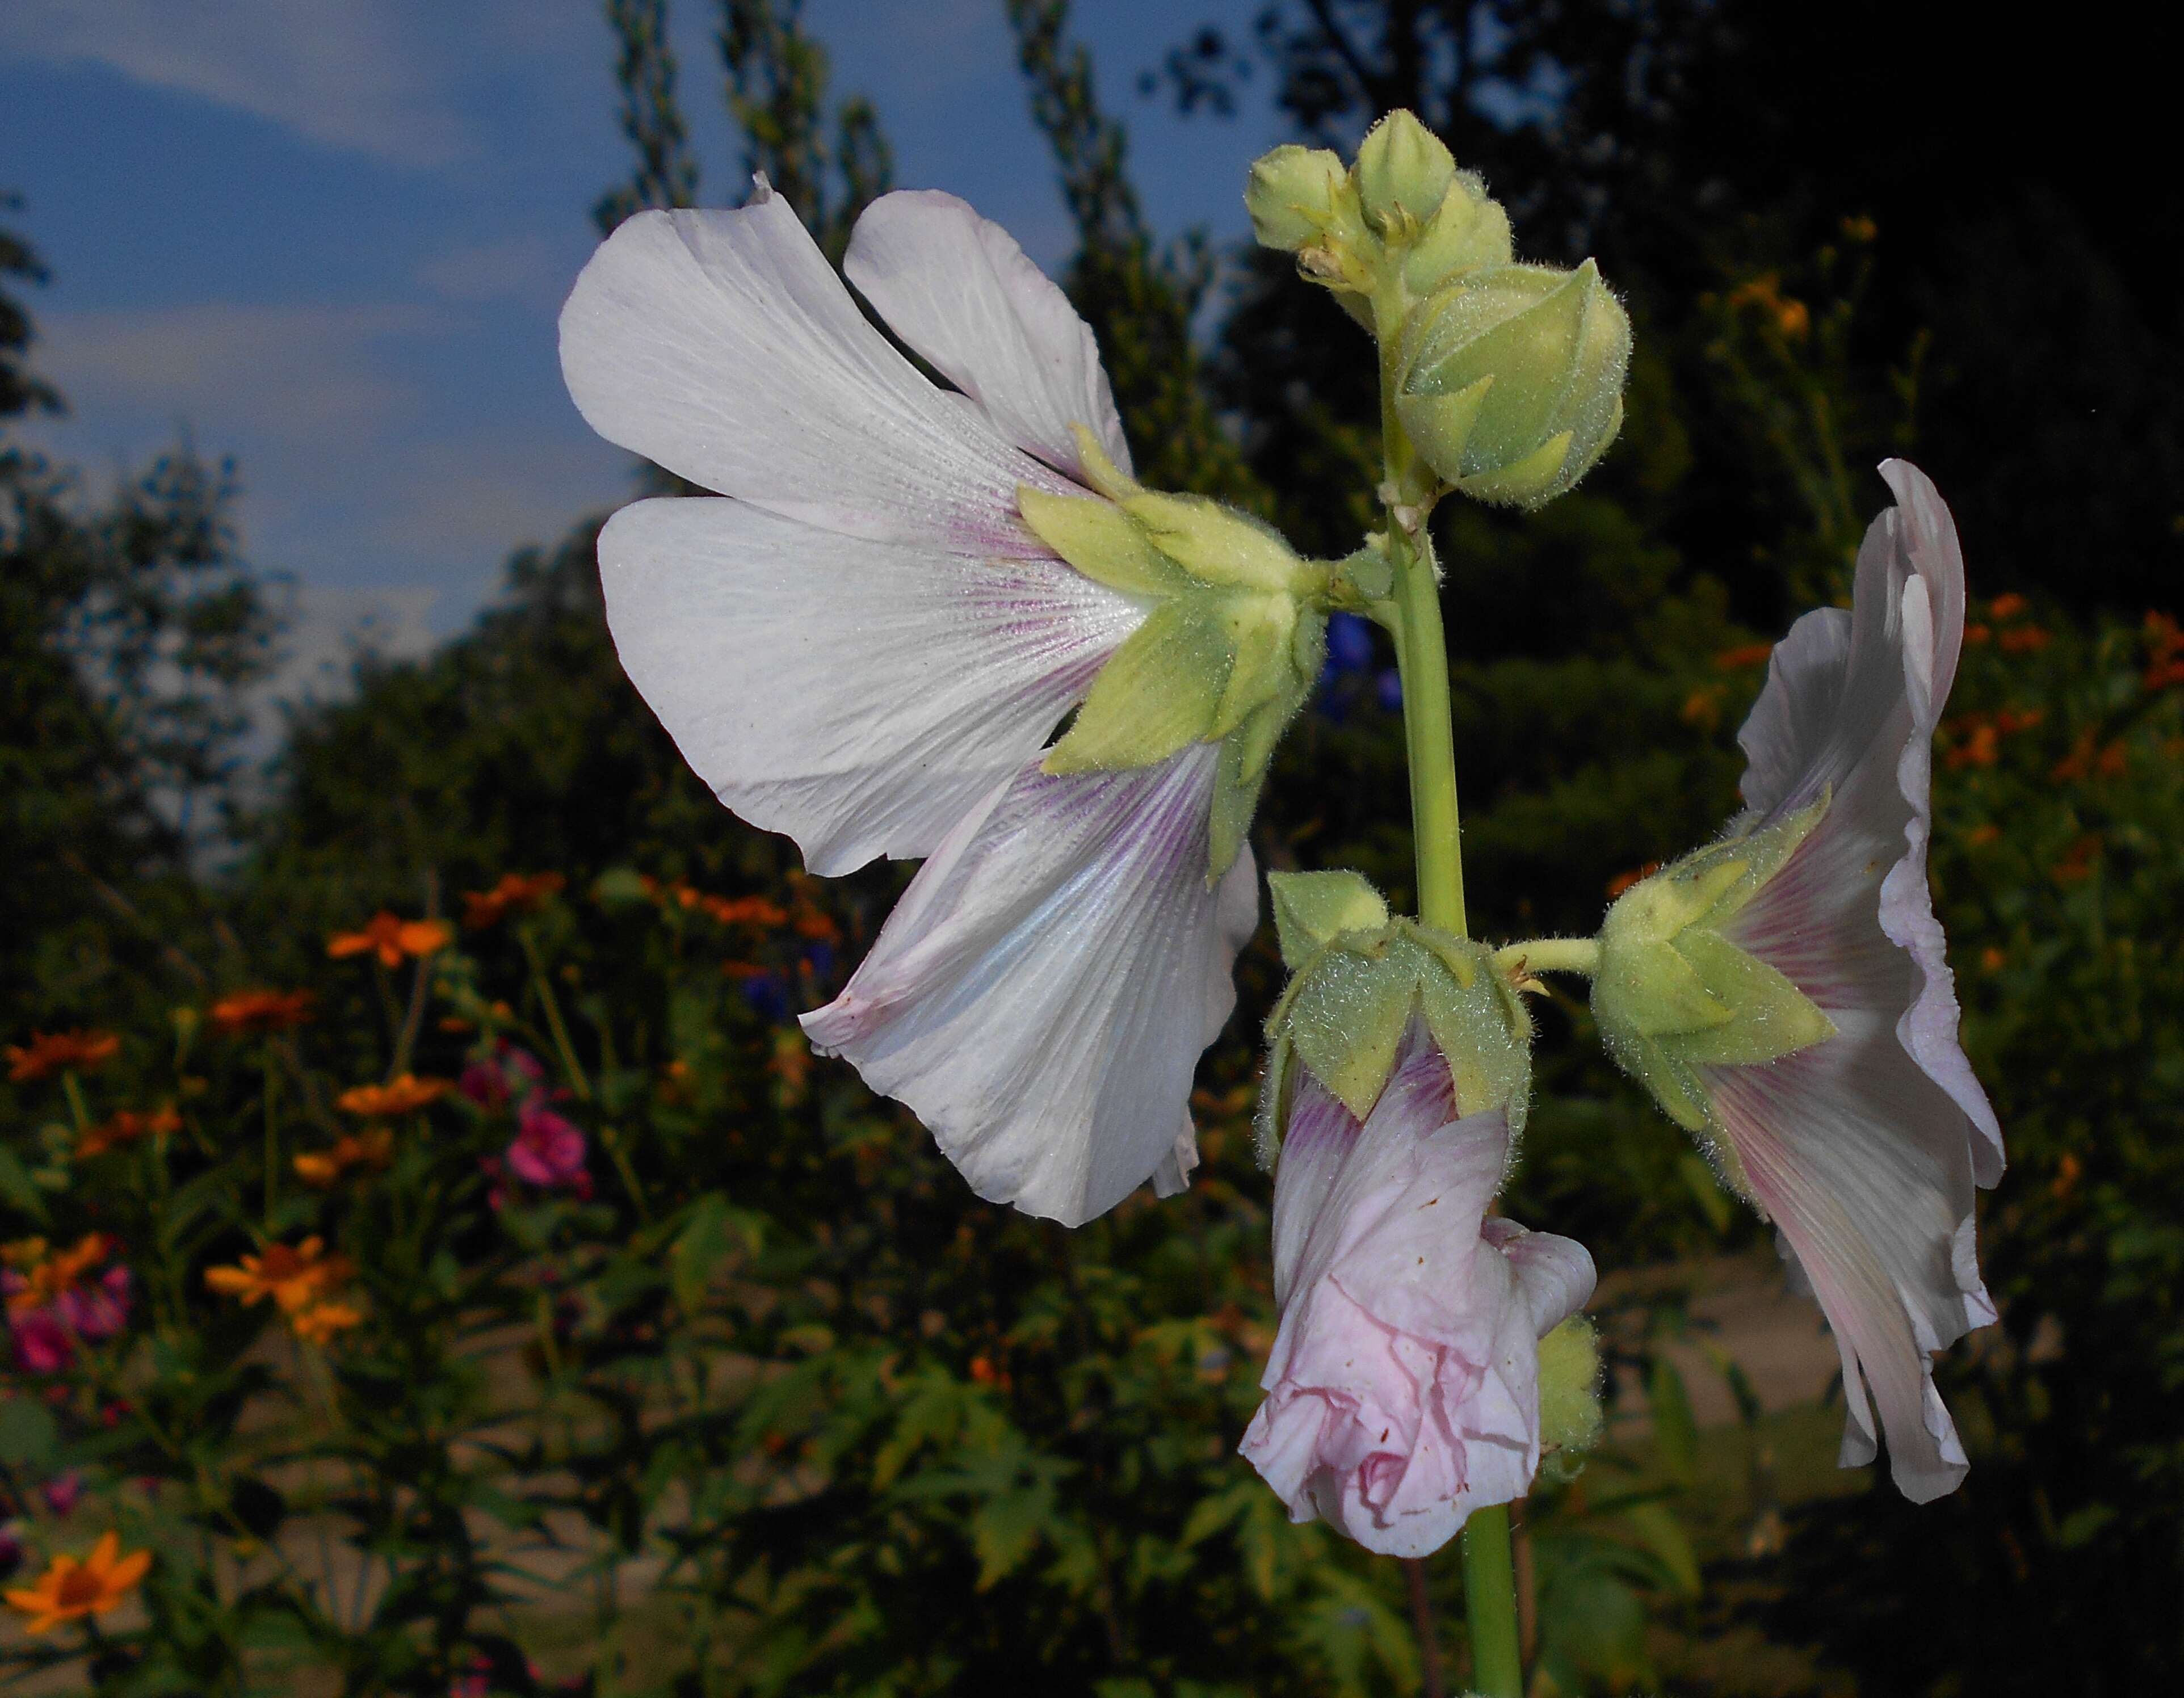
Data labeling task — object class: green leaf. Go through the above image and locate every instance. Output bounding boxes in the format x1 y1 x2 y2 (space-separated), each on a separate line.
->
0 1144 50 1224
0 1395 60 1468
671 1191 732 1315
1648 1355 1700 1487
969 1481 1052 1590
1622 1498 1702 1596
1677 1150 1736 1235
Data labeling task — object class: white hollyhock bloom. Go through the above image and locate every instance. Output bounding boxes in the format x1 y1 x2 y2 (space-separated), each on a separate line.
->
560 183 1262 1225
1593 460 2002 1502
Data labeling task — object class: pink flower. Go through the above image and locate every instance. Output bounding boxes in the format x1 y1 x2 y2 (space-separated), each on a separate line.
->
506 1102 588 1192
1241 1025 1595 1557
1592 461 2001 1502
9 1311 73 1375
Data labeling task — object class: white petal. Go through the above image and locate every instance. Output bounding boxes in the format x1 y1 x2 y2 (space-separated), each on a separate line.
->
560 190 1076 547
1269 1071 1359 1310
800 746 1243 1225
599 496 1141 873
1707 1011 1990 1502
845 190 1133 482
1494 1222 1600 1339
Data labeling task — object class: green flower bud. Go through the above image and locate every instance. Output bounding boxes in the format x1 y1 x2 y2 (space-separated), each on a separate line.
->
1245 144 1352 251
1537 1313 1604 1464
1590 795 1837 1191
1353 110 1456 236
1395 259 1631 508
1401 170 1513 293
1259 878 1534 1163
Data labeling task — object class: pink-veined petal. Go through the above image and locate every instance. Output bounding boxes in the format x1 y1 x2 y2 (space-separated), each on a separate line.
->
845 190 1133 482
800 745 1253 1226
598 495 1143 873
560 187 1076 548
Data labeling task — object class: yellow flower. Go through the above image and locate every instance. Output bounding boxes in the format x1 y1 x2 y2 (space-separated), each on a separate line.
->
204 1238 351 1314
336 1074 451 1117
5 1532 152 1633
5 1030 120 1084
327 912 452 969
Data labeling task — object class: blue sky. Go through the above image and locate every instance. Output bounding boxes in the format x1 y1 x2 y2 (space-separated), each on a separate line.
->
1 0 1287 680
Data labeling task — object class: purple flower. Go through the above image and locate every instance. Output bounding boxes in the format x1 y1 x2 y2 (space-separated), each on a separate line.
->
40 1470 81 1518
1326 612 1375 673
460 1042 547 1112
56 1268 131 1343
506 1101 589 1193
1241 1024 1595 1556
1593 461 2001 1502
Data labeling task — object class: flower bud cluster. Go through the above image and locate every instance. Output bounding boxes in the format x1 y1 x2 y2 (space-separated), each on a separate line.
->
1247 111 1631 509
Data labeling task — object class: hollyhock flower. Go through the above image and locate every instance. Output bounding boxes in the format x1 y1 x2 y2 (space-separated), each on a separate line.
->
1241 1023 1595 1557
561 183 1322 1224
506 1100 589 1193
1591 460 2002 1502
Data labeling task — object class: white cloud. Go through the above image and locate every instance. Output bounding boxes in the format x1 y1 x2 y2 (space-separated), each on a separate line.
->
416 234 565 306
33 300 449 441
0 0 475 169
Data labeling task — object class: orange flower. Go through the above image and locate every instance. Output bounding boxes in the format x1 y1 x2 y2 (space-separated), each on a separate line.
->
208 989 316 1035
1679 686 1725 731
1712 642 1774 671
2051 835 2101 884
336 1074 451 1117
77 1105 183 1160
1998 625 2050 654
5 1532 152 1633
5 1030 120 1084
289 1300 364 1344
461 872 566 928
1606 861 1661 899
699 893 788 927
1987 592 2029 621
327 912 452 969
5 1234 113 1314
1965 823 2001 847
293 1127 394 1187
1946 720 2000 769
204 1237 351 1314
1963 623 1991 646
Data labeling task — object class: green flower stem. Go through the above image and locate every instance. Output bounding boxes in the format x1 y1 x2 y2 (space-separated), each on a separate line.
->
1391 528 1467 938
1462 1503 1524 1696
1494 937 1601 978
518 922 593 1103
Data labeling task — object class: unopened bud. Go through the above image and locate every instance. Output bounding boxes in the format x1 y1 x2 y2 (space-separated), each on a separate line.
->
1354 110 1455 235
1537 1314 1603 1462
1402 171 1512 293
1246 145 1351 251
1396 260 1631 508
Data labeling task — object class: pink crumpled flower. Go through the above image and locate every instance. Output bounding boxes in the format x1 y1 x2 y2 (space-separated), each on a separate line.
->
56 1268 131 1342
9 1310 73 1375
459 1041 547 1112
1240 1024 1595 1557
506 1100 590 1195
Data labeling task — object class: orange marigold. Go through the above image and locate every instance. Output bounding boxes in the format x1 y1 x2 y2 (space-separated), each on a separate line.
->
77 1105 183 1160
204 1237 352 1314
336 1074 451 1117
1988 592 2030 621
208 989 316 1035
462 872 567 928
699 893 788 927
4 1234 113 1314
1712 642 1775 671
5 1533 152 1634
327 912 452 968
1998 625 2050 654
289 1300 364 1344
293 1127 394 1187
5 1030 120 1084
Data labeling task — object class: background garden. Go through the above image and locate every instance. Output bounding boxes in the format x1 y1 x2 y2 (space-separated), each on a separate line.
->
3 2 2179 1693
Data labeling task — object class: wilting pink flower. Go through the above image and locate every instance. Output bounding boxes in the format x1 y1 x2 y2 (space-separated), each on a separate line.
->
55 1269 130 1343
1241 1025 1595 1557
459 1042 547 1112
1623 461 2002 1502
561 183 1264 1224
39 1472 81 1518
9 1312 72 1375
506 1102 589 1194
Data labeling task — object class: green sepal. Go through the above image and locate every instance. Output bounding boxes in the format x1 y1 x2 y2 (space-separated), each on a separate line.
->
1282 938 1417 1121
1393 374 1494 480
1207 739 1266 888
1211 593 1299 738
1268 871 1391 970
1591 792 1838 1150
1455 430 1573 508
1123 491 1309 595
1017 486 1192 599
1043 599 1228 774
1067 424 1142 503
